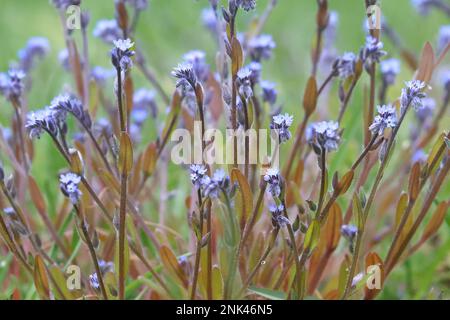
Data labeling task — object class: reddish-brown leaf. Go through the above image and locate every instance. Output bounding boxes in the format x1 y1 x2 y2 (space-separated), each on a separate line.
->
415 42 435 83
421 201 449 242
408 162 421 202
325 203 342 251
303 76 318 116
119 132 133 176
364 252 384 300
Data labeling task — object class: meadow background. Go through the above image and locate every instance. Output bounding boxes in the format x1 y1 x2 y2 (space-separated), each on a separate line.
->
0 0 449 299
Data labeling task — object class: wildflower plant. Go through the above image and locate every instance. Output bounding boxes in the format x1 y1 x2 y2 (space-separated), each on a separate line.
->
0 0 449 302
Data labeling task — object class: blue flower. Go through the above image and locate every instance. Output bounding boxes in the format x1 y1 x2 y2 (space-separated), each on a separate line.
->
411 149 427 164
369 105 397 135
93 19 121 44
183 50 209 83
269 203 290 227
248 34 276 62
0 70 26 102
270 113 293 144
438 25 450 53
337 52 356 79
111 39 135 71
264 167 283 198
247 62 262 85
98 260 114 274
415 97 435 122
58 49 71 71
189 164 208 189
91 66 115 86
51 0 80 9
172 63 197 90
401 80 427 111
94 118 113 138
308 121 341 152
26 107 61 139
236 67 253 100
261 80 277 106
411 0 434 15
201 8 218 34
341 224 358 240
0 73 8 96
89 273 100 290
238 0 256 12
362 36 386 66
324 11 339 45
50 95 91 129
132 89 158 124
201 169 231 198
59 172 82 204
18 37 50 72
380 58 400 86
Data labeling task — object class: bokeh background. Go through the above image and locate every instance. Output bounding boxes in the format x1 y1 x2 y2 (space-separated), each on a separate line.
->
0 0 449 299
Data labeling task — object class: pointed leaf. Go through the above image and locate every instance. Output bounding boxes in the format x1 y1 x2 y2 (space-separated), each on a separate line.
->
353 194 364 230
142 142 157 176
49 266 75 300
231 168 253 219
304 220 321 252
415 42 435 84
160 245 187 286
395 192 409 230
119 132 133 175
34 255 50 300
212 266 224 300
421 202 449 242
408 162 421 202
337 170 354 195
231 37 244 75
28 176 46 215
364 252 384 300
325 203 342 251
303 76 318 116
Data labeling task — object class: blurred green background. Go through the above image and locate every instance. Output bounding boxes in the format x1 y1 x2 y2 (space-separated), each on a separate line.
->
0 0 449 299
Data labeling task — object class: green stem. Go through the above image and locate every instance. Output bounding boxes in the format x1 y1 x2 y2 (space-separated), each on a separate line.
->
282 203 301 299
237 227 279 298
342 101 411 299
190 190 204 300
118 172 128 300
316 147 327 216
74 205 108 300
223 190 239 299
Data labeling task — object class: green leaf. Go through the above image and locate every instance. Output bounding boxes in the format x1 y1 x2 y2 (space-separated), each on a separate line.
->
119 132 133 176
353 193 364 230
304 220 320 252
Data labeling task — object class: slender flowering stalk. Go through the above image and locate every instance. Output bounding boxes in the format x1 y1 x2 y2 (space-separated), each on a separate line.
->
111 38 135 131
58 171 108 300
111 38 135 300
188 164 207 300
281 202 302 300
311 0 329 77
174 62 208 300
342 80 427 299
